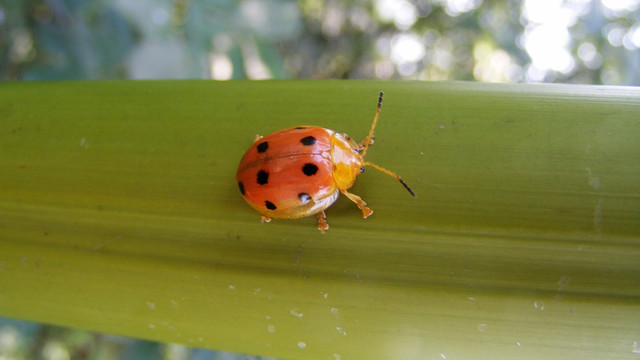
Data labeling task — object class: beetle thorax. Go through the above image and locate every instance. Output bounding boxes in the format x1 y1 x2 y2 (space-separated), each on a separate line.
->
330 132 364 191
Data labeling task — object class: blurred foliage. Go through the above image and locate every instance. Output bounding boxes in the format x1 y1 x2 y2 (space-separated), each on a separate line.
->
1 0 639 83
0 317 279 360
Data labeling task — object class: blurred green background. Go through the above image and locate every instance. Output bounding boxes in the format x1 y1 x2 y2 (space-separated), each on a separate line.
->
1 1 639 359
1 0 639 84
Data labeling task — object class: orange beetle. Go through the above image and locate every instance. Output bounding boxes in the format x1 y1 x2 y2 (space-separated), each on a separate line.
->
236 92 415 233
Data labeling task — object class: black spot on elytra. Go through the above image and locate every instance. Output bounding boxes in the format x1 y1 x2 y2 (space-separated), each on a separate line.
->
256 141 268 153
265 200 277 210
302 163 318 176
300 136 316 146
238 181 245 195
257 170 269 185
295 126 307 129
298 193 311 204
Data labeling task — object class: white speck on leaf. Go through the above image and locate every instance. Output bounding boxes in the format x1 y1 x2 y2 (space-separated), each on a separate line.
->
585 167 600 190
593 198 602 234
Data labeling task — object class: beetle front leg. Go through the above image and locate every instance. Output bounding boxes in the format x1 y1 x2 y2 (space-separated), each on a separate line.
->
359 136 374 149
340 190 373 218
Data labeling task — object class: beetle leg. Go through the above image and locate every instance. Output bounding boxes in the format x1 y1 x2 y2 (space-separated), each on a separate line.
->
317 211 328 234
260 216 271 223
359 137 374 149
254 134 263 142
340 190 373 218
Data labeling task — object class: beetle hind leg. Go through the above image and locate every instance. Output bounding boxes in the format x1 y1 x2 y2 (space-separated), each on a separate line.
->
260 216 272 223
317 211 328 234
341 190 373 218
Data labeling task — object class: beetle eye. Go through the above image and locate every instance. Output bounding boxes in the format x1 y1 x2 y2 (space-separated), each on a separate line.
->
360 167 365 173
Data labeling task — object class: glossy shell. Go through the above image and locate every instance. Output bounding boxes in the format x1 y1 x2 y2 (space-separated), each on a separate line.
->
236 126 346 220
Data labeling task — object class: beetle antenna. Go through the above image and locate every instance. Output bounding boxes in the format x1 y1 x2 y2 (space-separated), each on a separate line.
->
364 161 416 198
360 91 384 157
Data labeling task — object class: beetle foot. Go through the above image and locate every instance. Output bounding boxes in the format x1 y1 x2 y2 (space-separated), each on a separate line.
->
317 211 328 234
341 190 373 219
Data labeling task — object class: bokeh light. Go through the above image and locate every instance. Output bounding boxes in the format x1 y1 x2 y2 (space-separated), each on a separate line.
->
1 1 639 84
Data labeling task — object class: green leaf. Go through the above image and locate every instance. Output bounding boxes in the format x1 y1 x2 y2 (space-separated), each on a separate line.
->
1 81 639 359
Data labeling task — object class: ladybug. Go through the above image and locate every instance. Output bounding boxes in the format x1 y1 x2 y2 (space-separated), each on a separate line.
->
236 92 415 233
